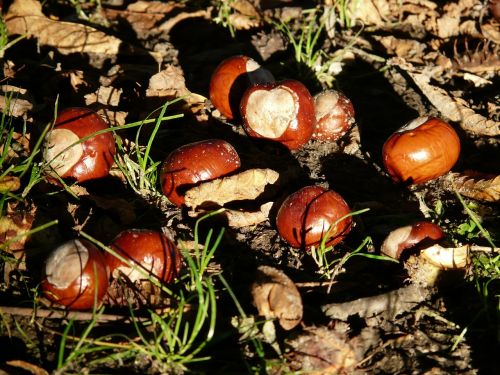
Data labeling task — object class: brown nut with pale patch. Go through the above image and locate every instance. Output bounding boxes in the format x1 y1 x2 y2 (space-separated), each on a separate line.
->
105 229 182 284
312 90 355 142
276 185 352 249
380 221 445 260
382 117 460 184
209 55 274 120
41 239 109 310
240 79 315 150
160 139 241 207
42 107 116 182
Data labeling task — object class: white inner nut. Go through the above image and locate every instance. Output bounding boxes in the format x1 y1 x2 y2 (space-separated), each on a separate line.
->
43 129 83 176
45 240 89 288
314 91 339 120
245 87 296 138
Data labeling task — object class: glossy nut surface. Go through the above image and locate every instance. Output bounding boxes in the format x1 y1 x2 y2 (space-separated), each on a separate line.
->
209 55 274 120
381 221 445 260
106 229 182 284
160 139 241 207
276 185 352 249
43 107 116 182
240 79 315 150
382 117 460 184
312 90 355 142
41 239 109 310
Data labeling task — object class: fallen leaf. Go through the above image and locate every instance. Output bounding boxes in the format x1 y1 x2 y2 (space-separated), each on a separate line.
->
251 265 303 330
224 202 274 228
184 168 279 210
145 65 190 99
5 360 48 375
5 0 160 63
391 58 500 136
0 176 21 193
84 86 122 107
449 171 500 202
0 203 36 256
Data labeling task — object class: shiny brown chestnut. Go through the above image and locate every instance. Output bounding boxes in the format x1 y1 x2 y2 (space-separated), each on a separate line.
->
240 79 315 150
43 107 116 182
41 239 109 310
382 117 460 184
160 139 241 207
209 55 274 120
381 221 445 260
276 185 352 249
312 90 355 142
105 229 182 283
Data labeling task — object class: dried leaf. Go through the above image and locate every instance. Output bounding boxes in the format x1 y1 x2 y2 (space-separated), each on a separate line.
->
184 168 279 210
84 86 122 107
251 265 303 330
0 176 21 193
5 360 49 375
420 244 469 269
5 0 159 62
449 171 500 202
0 203 36 256
224 202 274 228
145 65 190 99
375 35 426 62
391 58 500 136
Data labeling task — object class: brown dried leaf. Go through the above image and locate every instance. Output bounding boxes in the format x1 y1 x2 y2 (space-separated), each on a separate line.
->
145 65 190 99
84 86 122 107
224 202 273 228
420 244 470 269
5 360 48 375
0 176 21 193
0 203 36 256
228 13 260 30
450 171 500 202
5 0 159 62
375 35 426 62
184 168 279 210
286 326 363 373
251 265 302 330
391 58 500 136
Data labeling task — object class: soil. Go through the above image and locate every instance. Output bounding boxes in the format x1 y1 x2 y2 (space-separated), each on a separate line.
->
0 0 499 374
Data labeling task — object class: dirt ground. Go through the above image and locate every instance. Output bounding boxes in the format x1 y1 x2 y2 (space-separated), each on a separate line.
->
0 0 499 374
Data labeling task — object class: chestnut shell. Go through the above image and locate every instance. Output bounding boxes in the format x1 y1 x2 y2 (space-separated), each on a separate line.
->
240 79 315 150
209 55 274 121
276 186 352 249
41 239 109 310
45 107 116 182
160 139 241 207
106 229 182 283
312 90 355 142
382 117 460 184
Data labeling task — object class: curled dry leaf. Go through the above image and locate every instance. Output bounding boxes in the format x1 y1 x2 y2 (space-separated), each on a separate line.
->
421 244 469 269
286 326 373 374
224 202 274 228
251 265 303 330
0 203 36 258
184 168 279 210
391 58 500 136
448 171 500 202
146 65 190 99
0 176 21 193
5 0 160 63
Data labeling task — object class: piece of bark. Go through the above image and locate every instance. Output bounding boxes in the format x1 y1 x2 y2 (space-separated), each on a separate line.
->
322 284 430 323
184 168 279 210
251 265 303 330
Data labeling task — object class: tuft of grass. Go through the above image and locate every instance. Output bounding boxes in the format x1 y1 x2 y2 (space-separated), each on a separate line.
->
213 0 236 38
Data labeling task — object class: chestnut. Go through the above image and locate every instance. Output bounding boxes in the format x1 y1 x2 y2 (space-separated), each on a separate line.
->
240 79 315 150
43 107 116 182
276 185 352 249
160 139 241 207
41 239 109 310
209 55 274 120
105 229 182 283
312 90 355 142
381 221 445 260
382 117 460 184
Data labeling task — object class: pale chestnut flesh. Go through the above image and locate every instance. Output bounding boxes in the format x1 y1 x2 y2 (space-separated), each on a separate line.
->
241 80 315 150
382 117 460 184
